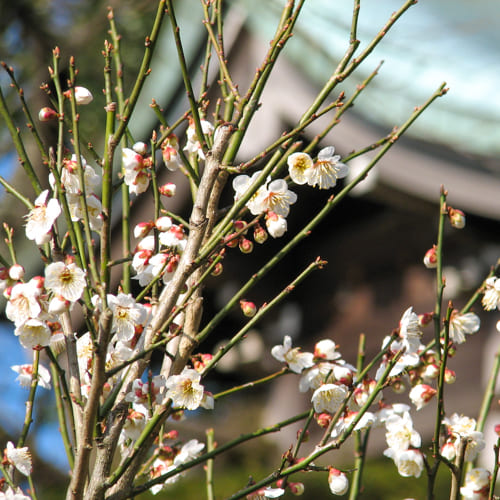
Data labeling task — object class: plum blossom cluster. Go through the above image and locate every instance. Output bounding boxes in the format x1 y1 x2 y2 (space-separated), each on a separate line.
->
4 258 86 350
132 216 187 286
232 146 348 240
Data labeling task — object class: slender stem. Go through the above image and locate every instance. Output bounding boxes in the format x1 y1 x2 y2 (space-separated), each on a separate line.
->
205 428 215 500
0 85 42 195
17 350 40 448
213 368 289 400
127 410 311 498
488 438 500 500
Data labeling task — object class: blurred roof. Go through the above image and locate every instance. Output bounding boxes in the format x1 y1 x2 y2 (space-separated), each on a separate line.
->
237 0 500 157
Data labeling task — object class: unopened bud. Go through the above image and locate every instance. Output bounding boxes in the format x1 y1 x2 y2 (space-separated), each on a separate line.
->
224 233 239 248
315 412 332 428
288 482 305 496
132 141 148 155
328 468 349 496
444 368 456 384
448 207 465 229
239 238 253 254
8 264 25 281
73 86 93 105
240 299 257 317
423 246 437 268
134 221 155 239
253 224 268 244
159 182 176 197
495 424 500 436
211 262 223 276
155 216 173 232
38 107 58 121
418 312 434 326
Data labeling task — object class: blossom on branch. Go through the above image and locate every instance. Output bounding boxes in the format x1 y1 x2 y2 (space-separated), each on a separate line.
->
25 190 61 245
45 261 86 302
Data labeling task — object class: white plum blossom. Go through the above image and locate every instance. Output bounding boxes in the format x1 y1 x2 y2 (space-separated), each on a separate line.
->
314 339 342 361
232 171 269 215
5 441 32 476
108 293 149 342
161 134 182 171
385 411 421 451
383 448 424 478
299 362 336 392
15 319 52 349
45 261 86 302
173 439 205 467
25 190 61 245
5 280 43 327
448 311 480 344
253 179 297 218
460 468 490 500
11 363 51 389
49 155 99 195
271 335 314 373
399 306 423 353
184 119 214 160
311 383 348 414
0 487 32 500
125 376 166 408
287 152 313 185
482 276 500 311
122 147 151 195
164 368 206 410
328 467 349 495
305 146 348 189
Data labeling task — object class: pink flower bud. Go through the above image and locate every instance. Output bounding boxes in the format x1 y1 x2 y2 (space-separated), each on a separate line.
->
423 246 437 268
240 300 257 317
8 264 25 281
315 412 332 428
494 424 500 436
265 211 287 238
418 312 434 326
239 238 254 254
224 233 239 248
159 182 176 197
448 207 465 229
253 224 268 244
421 362 439 380
211 262 223 276
38 107 58 121
288 482 305 496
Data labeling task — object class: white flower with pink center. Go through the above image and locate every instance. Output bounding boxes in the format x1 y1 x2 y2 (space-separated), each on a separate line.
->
6 281 42 326
184 119 214 160
11 363 51 389
45 261 86 302
449 310 480 344
15 319 52 349
108 293 148 342
5 441 32 476
311 383 348 414
460 468 490 500
25 190 61 245
287 152 314 185
482 276 500 311
165 368 205 411
305 146 348 189
253 179 297 218
383 448 424 478
271 335 314 374
385 411 421 451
